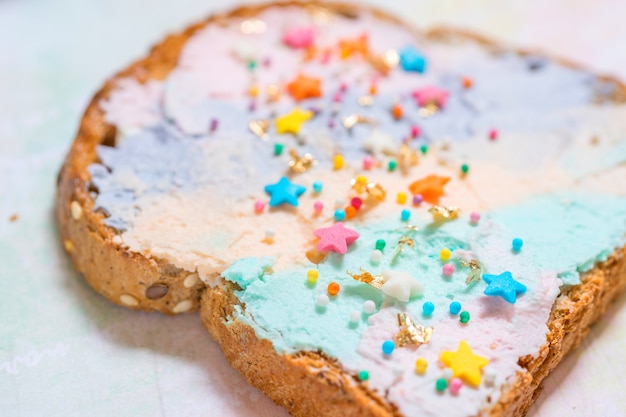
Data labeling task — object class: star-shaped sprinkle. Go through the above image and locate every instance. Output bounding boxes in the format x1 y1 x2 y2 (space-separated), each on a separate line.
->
264 177 306 207
482 271 527 303
380 270 423 303
362 129 397 156
313 222 360 254
440 340 489 387
338 34 369 59
286 74 322 101
275 108 313 135
408 175 450 204
398 46 427 73
412 86 449 108
283 27 315 49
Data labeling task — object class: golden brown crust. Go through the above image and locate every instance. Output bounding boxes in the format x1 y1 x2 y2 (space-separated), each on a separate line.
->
56 0 626 415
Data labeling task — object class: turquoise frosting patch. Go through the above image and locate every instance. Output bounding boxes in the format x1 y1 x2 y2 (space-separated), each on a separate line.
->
222 192 626 360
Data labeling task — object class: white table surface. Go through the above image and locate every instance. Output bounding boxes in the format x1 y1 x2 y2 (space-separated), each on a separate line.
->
1 0 625 416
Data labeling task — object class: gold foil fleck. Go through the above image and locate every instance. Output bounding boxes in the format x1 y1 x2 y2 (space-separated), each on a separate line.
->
418 103 440 118
266 84 281 103
342 114 378 130
428 205 460 222
288 149 316 174
398 143 418 172
394 313 434 348
391 236 415 264
358 95 374 106
365 182 386 201
461 258 482 284
347 268 384 289
248 119 269 140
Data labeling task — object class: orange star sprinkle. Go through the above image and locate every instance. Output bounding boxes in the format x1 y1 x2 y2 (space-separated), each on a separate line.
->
286 74 322 101
440 340 489 387
408 175 450 204
338 34 369 59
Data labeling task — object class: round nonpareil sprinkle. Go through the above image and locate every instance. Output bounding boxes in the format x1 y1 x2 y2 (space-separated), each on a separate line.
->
460 311 470 323
375 239 386 251
254 200 265 213
313 201 324 213
349 310 360 323
470 212 481 224
273 143 283 156
422 301 435 316
401 209 411 221
415 358 428 374
410 125 420 138
436 378 448 392
334 209 346 221
265 229 275 241
449 378 463 394
442 367 454 380
351 197 363 210
460 163 469 175
327 282 341 296
370 250 383 264
440 248 451 260
316 294 330 307
312 181 323 193
512 237 524 251
307 269 319 283
388 160 398 172
333 154 344 169
396 192 407 204
489 128 498 141
420 144 428 154
382 340 395 355
449 301 462 315
412 194 423 205
363 300 376 314
442 263 455 276
335 198 345 209
483 368 496 386
358 370 370 381
345 205 357 219
362 155 374 170
209 118 219 131
392 103 403 119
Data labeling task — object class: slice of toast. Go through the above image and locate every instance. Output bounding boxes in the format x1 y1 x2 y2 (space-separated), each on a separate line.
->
56 1 626 416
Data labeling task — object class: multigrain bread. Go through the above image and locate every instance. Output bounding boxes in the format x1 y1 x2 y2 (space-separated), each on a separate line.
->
56 1 626 416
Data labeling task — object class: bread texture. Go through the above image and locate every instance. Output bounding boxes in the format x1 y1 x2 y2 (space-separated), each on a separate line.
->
56 1 626 416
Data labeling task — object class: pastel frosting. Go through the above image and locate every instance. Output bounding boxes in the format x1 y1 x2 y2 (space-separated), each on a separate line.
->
91 5 626 417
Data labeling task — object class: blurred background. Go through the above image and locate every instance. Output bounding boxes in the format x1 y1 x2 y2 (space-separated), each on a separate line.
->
1 1 625 416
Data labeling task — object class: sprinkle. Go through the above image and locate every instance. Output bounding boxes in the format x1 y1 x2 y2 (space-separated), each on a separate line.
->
345 206 357 219
248 84 259 97
370 250 383 264
410 125 420 138
312 181 323 193
335 198 345 209
363 300 376 314
388 160 397 172
470 212 481 224
512 238 524 252
350 197 363 210
412 194 423 205
422 301 435 316
209 118 219 131
462 76 473 89
313 201 324 213
369 83 378 95
420 144 428 154
283 26 315 49
380 270 424 302
327 282 341 296
442 367 454 380
248 100 257 112
413 86 449 108
265 177 306 207
332 92 342 103
328 118 336 129
333 154 344 170
440 248 451 261
349 310 361 323
334 209 346 221
314 222 360 254
401 209 411 221
440 340 489 386
254 200 265 213
273 143 284 156
375 239 386 251
247 60 257 71
70 201 82 220
415 358 428 374
449 378 463 395
264 229 275 242
391 103 403 119
460 311 470 323
436 378 448 392
307 269 319 283
382 340 395 355
362 156 374 170
483 368 497 386
358 370 369 381
449 301 462 315
409 175 450 204
482 271 527 303
275 108 313 135
443 263 455 276
489 128 498 141
460 163 469 175
316 294 330 307
399 46 427 73
286 74 322 101
396 192 407 204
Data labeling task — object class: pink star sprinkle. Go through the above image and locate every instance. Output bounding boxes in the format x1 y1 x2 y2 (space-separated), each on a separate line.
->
283 27 315 49
412 86 450 108
313 222 360 254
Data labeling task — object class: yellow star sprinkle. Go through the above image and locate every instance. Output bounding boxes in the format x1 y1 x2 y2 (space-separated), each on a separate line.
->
275 108 313 135
440 340 489 387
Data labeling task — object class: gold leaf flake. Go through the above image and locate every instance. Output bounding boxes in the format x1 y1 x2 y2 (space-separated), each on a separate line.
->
288 149 316 173
342 114 378 130
428 205 460 222
249 119 269 140
460 258 482 284
347 268 384 289
394 313 434 348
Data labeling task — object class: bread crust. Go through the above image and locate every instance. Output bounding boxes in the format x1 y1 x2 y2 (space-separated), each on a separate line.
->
56 1 626 415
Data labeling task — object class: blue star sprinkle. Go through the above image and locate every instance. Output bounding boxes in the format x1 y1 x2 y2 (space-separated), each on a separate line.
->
482 271 527 304
399 46 427 73
264 176 306 207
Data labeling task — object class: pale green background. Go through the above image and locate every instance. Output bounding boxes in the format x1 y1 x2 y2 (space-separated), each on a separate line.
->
1 0 625 416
